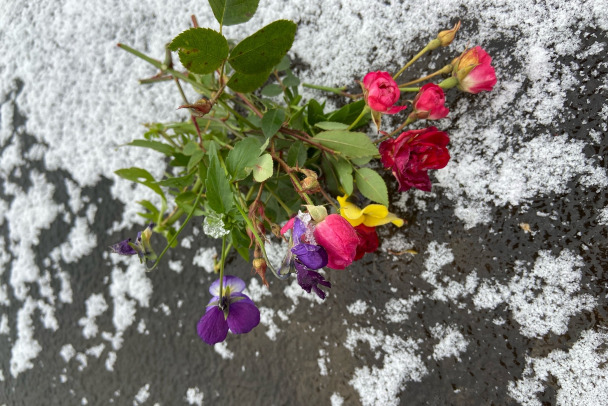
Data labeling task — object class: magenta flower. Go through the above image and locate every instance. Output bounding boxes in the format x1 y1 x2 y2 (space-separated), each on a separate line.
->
313 214 359 270
379 127 450 192
453 46 497 94
197 275 260 345
363 71 407 114
411 83 449 120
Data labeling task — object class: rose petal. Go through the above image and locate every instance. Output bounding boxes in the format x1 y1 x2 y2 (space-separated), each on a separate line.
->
226 295 260 334
313 214 358 270
197 306 229 345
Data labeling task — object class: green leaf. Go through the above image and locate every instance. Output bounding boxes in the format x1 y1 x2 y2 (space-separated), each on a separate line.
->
283 70 300 87
313 131 378 158
169 28 229 74
355 168 389 206
321 158 339 196
115 167 165 200
228 20 297 74
226 137 262 180
230 226 251 261
127 140 175 156
332 157 354 195
157 172 196 189
183 141 200 156
287 142 307 168
205 155 233 214
226 70 271 93
261 109 285 138
175 191 205 216
275 55 290 71
314 121 349 131
187 149 205 173
327 100 369 128
261 84 283 96
253 153 273 182
208 0 259 26
307 99 326 127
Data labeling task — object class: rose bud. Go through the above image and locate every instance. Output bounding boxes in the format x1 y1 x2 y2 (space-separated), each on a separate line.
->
178 98 213 117
313 214 359 270
452 46 497 94
362 71 407 130
437 21 461 47
411 83 449 120
379 127 450 192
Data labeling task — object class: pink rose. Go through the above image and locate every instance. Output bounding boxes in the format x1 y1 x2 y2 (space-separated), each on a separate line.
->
379 127 450 192
362 71 407 114
411 83 449 120
313 214 358 270
453 46 497 94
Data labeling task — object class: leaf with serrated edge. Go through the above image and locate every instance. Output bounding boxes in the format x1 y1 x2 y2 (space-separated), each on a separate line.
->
253 153 273 182
227 70 271 93
314 121 349 131
169 28 228 74
228 20 296 74
355 168 388 206
208 0 259 26
226 137 262 180
261 109 285 138
205 155 233 214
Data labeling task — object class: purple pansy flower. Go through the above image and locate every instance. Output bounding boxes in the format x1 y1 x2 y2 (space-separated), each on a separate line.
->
109 223 156 262
281 215 331 299
197 275 260 345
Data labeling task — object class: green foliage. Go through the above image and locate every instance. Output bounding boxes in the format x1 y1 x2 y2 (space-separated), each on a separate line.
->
169 28 228 74
354 168 389 206
261 109 285 138
208 0 259 26
206 154 234 214
313 131 378 158
253 153 273 182
115 167 165 200
226 137 262 180
228 20 297 74
227 70 271 93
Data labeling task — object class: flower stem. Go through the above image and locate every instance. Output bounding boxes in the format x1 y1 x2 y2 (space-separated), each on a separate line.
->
398 64 453 87
399 87 422 93
347 106 370 130
374 116 416 144
218 235 227 298
393 45 431 80
302 83 347 95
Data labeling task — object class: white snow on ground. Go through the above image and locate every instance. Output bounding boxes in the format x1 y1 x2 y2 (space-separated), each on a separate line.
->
474 250 596 338
508 329 608 406
346 327 428 406
185 387 204 406
78 294 109 339
430 324 468 361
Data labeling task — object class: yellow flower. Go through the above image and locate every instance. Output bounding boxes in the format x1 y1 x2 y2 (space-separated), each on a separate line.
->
337 195 404 228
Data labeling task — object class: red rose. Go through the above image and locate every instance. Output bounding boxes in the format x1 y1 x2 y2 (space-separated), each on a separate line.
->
453 46 497 94
353 224 379 261
379 127 450 192
313 214 358 270
411 83 449 120
362 71 407 114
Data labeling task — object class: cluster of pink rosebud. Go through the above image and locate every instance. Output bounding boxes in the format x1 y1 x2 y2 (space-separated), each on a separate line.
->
362 39 497 192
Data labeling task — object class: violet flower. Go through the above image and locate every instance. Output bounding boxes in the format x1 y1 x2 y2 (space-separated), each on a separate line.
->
109 223 156 262
197 275 260 345
282 215 331 299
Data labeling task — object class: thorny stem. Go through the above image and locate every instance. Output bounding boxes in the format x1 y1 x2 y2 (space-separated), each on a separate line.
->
318 185 338 210
400 87 422 92
280 128 336 155
173 78 205 148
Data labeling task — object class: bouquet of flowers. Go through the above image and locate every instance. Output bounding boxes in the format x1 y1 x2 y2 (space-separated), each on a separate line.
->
113 0 496 345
